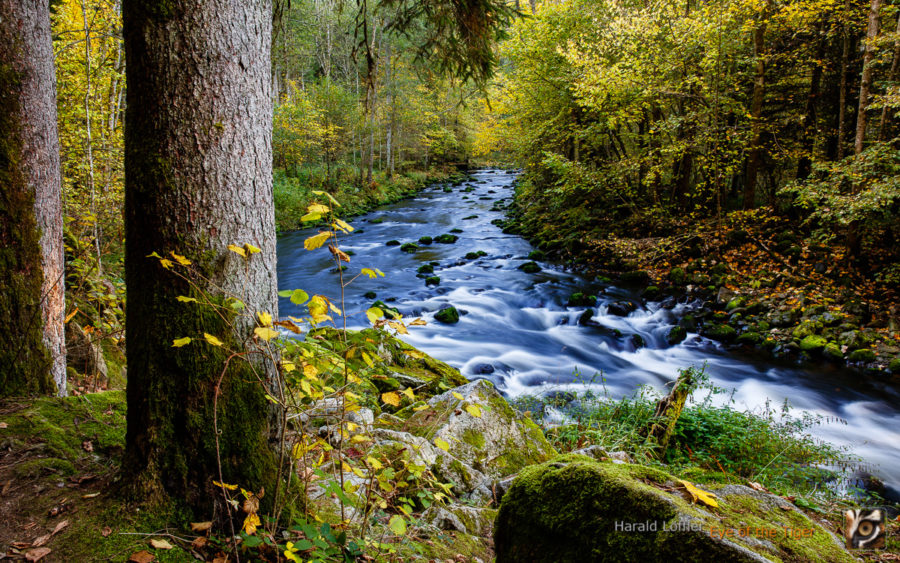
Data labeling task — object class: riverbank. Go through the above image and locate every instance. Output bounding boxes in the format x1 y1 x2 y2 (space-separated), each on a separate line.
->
273 164 468 231
500 176 900 376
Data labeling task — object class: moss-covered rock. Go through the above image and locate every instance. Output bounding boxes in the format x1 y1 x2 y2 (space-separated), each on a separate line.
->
848 348 876 363
418 236 433 245
425 276 441 286
416 264 434 275
799 334 827 352
667 326 688 345
435 306 460 324
792 320 823 339
403 380 556 482
890 356 900 373
495 456 854 563
400 242 419 253
725 297 746 312
528 249 545 260
736 331 761 346
435 234 459 244
385 239 400 246
824 343 844 361
567 292 597 307
669 267 686 285
519 261 541 273
701 324 737 342
363 291 377 299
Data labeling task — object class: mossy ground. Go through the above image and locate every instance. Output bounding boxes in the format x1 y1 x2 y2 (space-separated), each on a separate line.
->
0 391 196 561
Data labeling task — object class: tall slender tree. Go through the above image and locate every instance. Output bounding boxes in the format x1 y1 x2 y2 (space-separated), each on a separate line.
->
120 0 279 511
0 0 67 397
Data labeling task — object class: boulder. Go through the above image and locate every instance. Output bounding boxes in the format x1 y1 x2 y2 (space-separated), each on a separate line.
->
666 326 687 345
435 306 460 324
495 455 854 563
519 261 541 274
403 380 556 482
607 301 637 317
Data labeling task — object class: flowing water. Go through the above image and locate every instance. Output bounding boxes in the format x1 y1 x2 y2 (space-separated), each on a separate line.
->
277 169 900 495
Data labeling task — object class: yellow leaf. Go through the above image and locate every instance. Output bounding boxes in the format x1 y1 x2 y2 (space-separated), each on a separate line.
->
405 350 425 359
366 307 383 323
149 538 175 550
300 380 312 396
172 337 192 347
176 295 197 303
307 203 330 214
382 392 401 407
257 311 273 326
328 244 351 263
64 308 79 324
244 243 261 254
434 438 450 452
350 434 371 444
333 218 355 232
304 231 331 251
361 268 378 279
254 327 279 341
303 364 318 378
242 512 260 535
678 480 718 508
280 360 297 372
300 212 322 222
213 480 238 491
413 404 429 411
204 333 224 347
388 321 408 335
402 387 416 401
228 244 247 257
465 404 483 418
170 251 191 266
409 318 427 326
327 299 342 316
361 351 374 367
159 258 173 269
452 392 464 401
311 190 341 207
367 456 383 470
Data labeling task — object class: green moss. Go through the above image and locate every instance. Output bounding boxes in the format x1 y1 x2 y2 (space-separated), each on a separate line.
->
462 428 486 449
848 348 876 363
736 331 761 345
799 334 827 352
701 324 737 342
434 233 459 243
400 242 419 253
824 343 844 361
13 458 76 479
0 60 54 397
890 356 900 373
435 306 460 324
519 261 541 273
425 276 441 286
668 267 686 284
417 264 434 275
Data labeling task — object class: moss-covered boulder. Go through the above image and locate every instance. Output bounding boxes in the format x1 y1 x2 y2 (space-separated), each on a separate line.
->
425 276 441 286
848 348 876 363
435 306 460 324
890 356 900 373
701 324 737 342
435 234 459 244
669 267 686 284
416 264 434 275
519 261 541 274
567 292 598 307
619 270 650 286
495 456 854 563
667 326 687 345
799 334 827 352
403 380 556 483
400 242 419 253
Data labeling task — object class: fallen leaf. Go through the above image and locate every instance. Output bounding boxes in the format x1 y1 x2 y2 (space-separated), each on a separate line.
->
678 479 718 508
51 520 68 536
149 538 174 550
748 482 766 492
101 526 112 538
25 547 51 562
82 440 93 452
190 521 212 533
82 492 100 499
0 422 7 429
128 550 155 563
31 535 51 548
191 536 208 549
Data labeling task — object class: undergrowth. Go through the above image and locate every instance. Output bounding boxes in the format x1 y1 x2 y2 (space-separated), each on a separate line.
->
513 367 857 500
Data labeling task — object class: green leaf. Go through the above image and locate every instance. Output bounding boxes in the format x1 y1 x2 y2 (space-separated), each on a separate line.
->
366 307 383 323
172 337 192 347
388 515 407 535
290 289 309 305
434 438 450 452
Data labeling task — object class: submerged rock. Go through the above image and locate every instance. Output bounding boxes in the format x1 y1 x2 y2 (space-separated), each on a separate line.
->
519 261 541 274
435 306 460 324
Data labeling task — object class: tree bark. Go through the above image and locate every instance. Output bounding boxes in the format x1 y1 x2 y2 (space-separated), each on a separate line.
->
837 0 852 159
855 0 882 155
0 0 67 397
878 12 900 141
797 33 825 180
121 0 279 513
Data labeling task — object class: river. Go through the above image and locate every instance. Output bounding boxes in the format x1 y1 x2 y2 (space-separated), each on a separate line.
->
277 168 900 496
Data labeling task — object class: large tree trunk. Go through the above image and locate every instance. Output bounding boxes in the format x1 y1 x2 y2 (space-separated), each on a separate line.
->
797 33 826 180
121 0 279 513
855 0 883 155
0 0 66 397
878 12 900 141
837 0 852 159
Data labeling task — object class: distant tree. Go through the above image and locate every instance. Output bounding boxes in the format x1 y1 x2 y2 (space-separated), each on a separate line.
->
120 0 280 512
0 0 67 397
